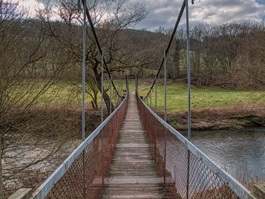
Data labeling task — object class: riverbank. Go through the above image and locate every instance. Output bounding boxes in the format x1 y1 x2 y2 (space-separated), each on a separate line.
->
164 104 265 131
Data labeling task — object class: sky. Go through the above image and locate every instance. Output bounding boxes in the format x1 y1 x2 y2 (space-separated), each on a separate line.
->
11 0 265 31
135 0 265 31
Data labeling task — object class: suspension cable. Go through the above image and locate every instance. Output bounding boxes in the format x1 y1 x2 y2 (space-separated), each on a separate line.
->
144 0 186 100
80 0 122 99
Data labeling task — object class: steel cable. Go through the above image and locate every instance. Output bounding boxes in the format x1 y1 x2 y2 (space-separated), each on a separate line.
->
81 0 122 99
144 0 186 100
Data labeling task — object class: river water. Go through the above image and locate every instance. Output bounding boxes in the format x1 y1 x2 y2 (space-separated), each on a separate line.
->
190 128 265 184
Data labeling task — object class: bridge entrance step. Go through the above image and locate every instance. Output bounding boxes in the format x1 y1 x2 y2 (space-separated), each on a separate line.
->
101 94 169 199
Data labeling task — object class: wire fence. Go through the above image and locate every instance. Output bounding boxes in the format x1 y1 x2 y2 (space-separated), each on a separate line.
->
137 93 256 199
30 93 128 199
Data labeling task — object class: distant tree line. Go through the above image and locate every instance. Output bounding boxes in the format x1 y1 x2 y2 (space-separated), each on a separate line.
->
173 23 265 89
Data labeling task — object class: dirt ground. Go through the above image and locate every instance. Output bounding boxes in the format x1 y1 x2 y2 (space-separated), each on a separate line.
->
162 104 265 131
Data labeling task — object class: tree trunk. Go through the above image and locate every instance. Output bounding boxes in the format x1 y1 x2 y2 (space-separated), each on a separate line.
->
93 67 114 115
196 41 201 86
175 39 181 78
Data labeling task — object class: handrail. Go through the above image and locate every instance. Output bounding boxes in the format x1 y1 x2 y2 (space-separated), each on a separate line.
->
137 94 256 199
30 93 128 199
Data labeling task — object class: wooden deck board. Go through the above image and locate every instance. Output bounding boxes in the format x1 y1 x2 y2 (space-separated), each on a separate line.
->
101 94 169 199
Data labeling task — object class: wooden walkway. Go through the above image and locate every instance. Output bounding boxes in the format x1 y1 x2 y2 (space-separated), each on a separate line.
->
102 94 168 199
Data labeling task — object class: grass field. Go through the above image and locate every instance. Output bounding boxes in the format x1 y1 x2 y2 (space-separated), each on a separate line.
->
12 79 128 106
12 78 265 112
135 80 265 112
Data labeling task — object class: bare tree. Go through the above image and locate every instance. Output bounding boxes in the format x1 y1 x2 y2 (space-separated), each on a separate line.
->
190 24 205 86
37 0 148 113
191 22 265 89
0 1 78 197
0 2 46 196
233 22 265 88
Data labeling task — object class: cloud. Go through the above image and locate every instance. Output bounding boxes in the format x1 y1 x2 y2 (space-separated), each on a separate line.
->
135 0 265 31
10 0 265 31
10 0 45 17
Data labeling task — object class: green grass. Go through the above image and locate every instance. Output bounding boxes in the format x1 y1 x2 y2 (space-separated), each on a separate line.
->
138 81 265 112
10 79 265 112
11 81 94 105
11 79 129 106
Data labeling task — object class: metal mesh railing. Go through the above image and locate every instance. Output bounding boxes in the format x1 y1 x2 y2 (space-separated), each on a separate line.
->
30 94 128 199
137 94 256 199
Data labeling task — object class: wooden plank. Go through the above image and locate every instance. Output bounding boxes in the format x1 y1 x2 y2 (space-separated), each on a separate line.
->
101 94 169 199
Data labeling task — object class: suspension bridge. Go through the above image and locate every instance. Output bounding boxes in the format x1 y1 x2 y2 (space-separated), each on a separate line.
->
24 89 256 199
8 0 260 198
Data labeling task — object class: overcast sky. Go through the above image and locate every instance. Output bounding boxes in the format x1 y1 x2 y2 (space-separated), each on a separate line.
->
134 0 265 31
13 0 265 31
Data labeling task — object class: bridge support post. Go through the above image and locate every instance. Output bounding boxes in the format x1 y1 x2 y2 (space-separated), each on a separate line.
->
150 90 152 108
136 75 138 94
164 49 167 122
101 51 104 123
185 1 191 199
155 78 157 111
186 151 190 199
81 0 87 141
110 75 112 114
185 0 191 141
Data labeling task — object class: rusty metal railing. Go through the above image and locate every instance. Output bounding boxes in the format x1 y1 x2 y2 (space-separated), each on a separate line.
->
30 93 128 199
137 94 256 199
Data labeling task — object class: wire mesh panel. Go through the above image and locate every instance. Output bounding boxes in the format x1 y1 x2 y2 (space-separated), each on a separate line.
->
137 98 180 198
187 152 238 199
31 95 128 199
137 94 256 199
